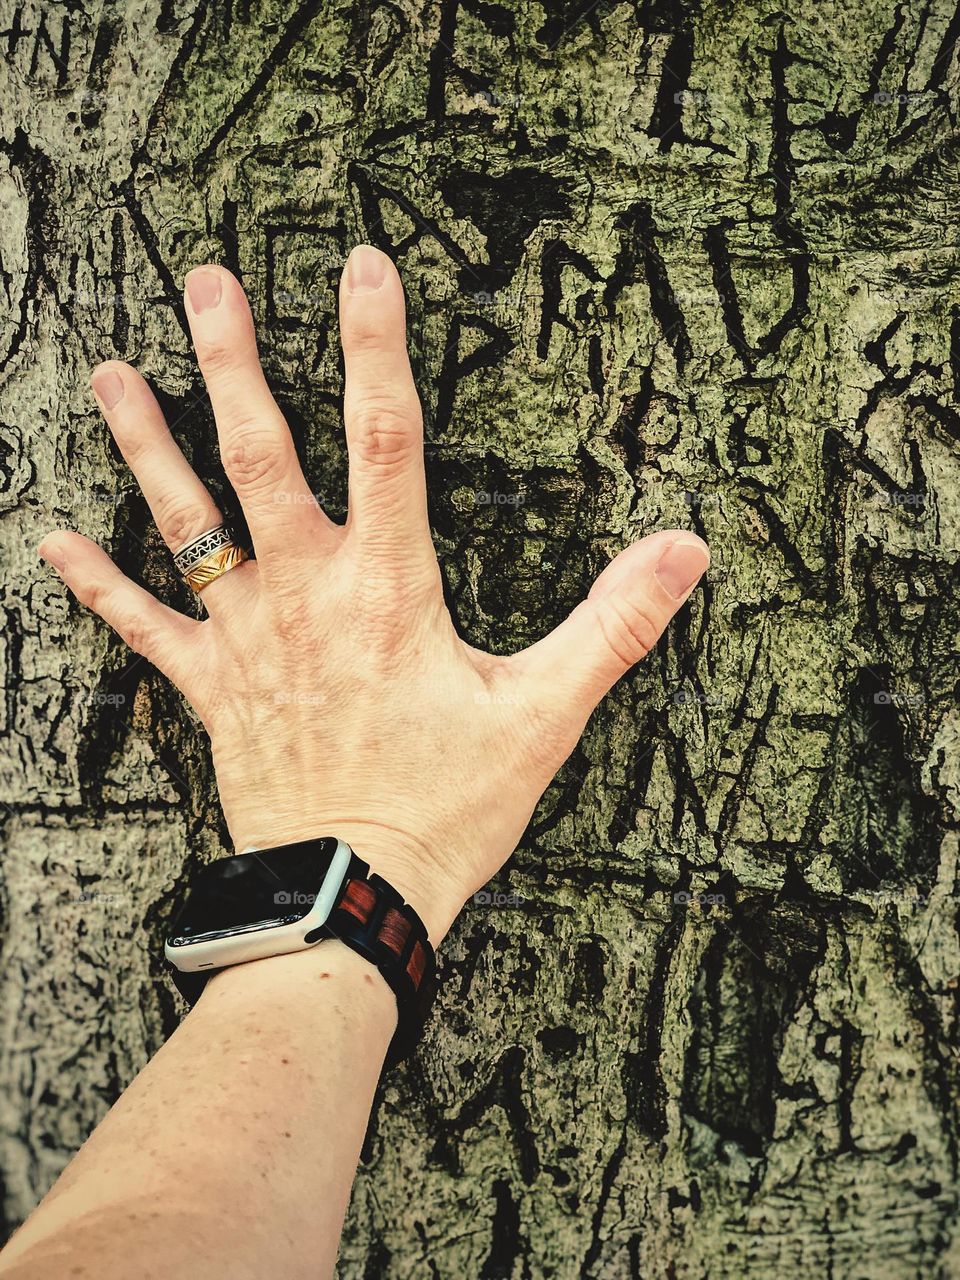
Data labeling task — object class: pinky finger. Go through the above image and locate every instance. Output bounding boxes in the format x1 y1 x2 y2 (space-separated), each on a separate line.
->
38 531 204 692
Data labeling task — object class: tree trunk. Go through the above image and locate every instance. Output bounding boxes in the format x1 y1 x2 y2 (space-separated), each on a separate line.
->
2 1 959 1276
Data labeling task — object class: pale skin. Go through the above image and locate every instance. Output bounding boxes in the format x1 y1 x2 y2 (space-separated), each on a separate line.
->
0 246 709 1278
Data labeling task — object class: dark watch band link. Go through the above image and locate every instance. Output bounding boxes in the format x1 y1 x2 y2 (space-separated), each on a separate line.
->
324 853 438 1067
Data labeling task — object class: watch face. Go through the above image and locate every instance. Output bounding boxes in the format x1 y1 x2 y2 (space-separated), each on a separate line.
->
168 838 340 945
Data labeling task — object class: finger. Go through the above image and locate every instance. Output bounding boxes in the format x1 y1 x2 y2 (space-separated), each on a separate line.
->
519 531 710 720
90 360 256 612
183 265 337 571
91 361 223 553
38 531 203 690
338 246 433 567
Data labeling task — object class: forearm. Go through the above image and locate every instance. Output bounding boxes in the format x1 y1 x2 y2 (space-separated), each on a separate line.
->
0 941 395 1280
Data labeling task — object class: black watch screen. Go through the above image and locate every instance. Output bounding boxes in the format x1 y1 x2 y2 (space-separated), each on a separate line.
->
167 837 340 945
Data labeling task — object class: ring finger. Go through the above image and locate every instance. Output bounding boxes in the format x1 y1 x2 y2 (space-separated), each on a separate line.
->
91 361 255 608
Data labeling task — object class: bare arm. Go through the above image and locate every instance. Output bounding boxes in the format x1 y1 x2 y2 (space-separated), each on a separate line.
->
0 944 393 1279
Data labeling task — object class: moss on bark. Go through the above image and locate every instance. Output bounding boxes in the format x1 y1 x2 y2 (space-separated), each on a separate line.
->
1 1 959 1275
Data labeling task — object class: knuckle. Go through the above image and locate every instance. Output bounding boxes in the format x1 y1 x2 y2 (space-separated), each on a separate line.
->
271 603 313 645
349 402 420 468
598 594 661 667
114 425 157 467
114 612 152 656
341 315 395 353
79 579 163 661
82 578 111 618
346 576 422 656
194 336 242 380
94 595 151 655
154 494 218 552
221 423 289 491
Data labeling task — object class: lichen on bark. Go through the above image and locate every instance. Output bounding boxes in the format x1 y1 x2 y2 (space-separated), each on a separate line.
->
1 1 959 1276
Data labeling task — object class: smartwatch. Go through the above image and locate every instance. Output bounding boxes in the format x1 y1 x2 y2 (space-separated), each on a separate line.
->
164 837 438 1067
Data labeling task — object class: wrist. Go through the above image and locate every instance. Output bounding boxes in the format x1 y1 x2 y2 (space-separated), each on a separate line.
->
204 937 397 1034
228 817 464 946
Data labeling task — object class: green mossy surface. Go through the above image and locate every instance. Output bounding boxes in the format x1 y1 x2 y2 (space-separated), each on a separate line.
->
1 2 959 1275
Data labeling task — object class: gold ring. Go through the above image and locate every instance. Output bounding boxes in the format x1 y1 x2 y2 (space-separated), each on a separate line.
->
182 543 249 593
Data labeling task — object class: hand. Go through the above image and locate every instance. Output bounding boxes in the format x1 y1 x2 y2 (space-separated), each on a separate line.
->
39 247 709 944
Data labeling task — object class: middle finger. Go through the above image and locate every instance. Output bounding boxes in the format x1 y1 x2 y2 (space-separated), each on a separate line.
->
183 265 339 575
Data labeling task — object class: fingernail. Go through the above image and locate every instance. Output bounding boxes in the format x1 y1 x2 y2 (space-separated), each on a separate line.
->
91 367 124 410
39 541 66 572
185 268 223 313
656 537 710 600
345 245 386 294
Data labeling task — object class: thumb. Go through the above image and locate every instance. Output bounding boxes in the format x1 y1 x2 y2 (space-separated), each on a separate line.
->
521 530 710 718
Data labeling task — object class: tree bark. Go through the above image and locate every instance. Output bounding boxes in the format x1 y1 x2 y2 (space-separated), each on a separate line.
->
1 1 959 1276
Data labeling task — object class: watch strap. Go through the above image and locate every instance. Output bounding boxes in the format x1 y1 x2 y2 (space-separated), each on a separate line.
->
326 851 438 1067
167 844 438 1069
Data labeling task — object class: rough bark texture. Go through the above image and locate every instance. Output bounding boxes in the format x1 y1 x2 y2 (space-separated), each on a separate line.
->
2 1 960 1276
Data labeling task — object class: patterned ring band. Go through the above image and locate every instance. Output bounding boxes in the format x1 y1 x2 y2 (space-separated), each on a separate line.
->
173 524 234 575
181 542 249 594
